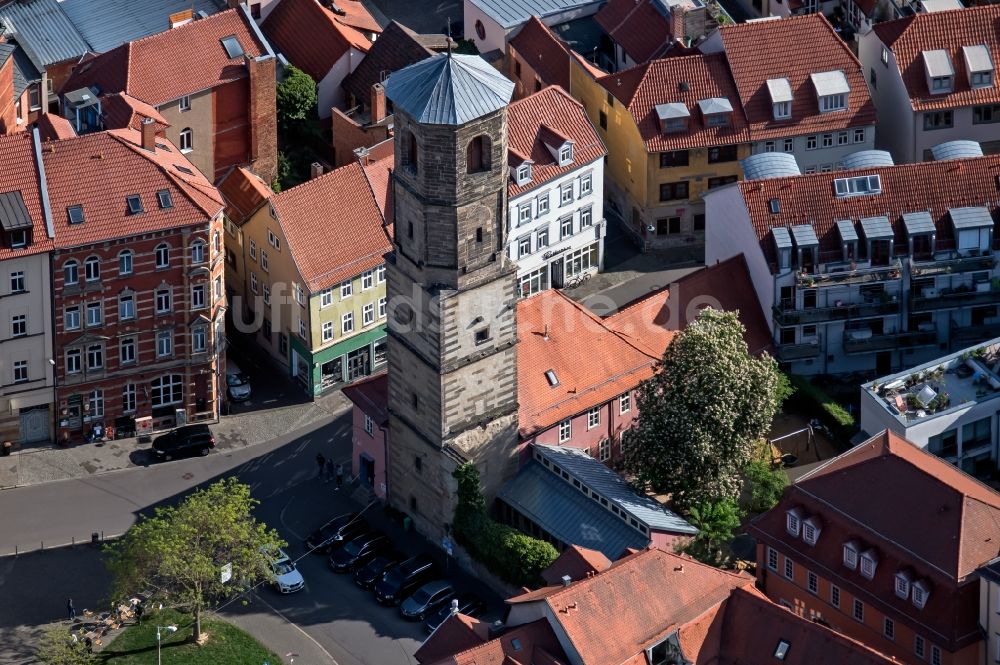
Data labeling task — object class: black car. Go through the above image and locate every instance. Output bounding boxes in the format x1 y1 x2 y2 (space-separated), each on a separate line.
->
329 532 391 572
354 552 405 590
152 424 215 461
424 592 486 633
304 513 366 554
374 554 438 605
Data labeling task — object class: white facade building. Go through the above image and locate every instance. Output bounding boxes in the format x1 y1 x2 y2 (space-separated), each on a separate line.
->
505 86 607 296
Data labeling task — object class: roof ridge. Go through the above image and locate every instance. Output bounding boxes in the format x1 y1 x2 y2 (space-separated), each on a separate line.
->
272 160 362 200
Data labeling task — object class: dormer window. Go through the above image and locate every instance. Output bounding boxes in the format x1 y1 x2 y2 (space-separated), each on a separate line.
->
963 45 994 89
802 517 821 545
8 229 27 248
514 163 532 186
786 507 803 536
912 579 930 609
834 174 881 197
655 103 690 134
923 50 954 95
0 191 33 249
859 549 878 579
767 78 792 121
843 540 859 569
894 570 912 598
811 71 850 113
558 144 573 165
773 102 791 120
698 98 734 128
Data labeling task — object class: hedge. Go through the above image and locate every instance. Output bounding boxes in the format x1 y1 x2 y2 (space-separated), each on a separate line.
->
788 375 856 440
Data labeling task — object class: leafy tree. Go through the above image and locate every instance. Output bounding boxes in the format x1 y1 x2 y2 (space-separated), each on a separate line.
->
743 447 789 514
35 624 99 665
104 478 283 643
625 308 785 510
275 65 317 131
681 499 742 567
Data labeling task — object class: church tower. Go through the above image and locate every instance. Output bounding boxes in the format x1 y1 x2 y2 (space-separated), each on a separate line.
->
383 54 519 539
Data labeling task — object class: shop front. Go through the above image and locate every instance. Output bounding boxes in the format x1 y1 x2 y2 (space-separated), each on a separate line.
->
290 326 388 397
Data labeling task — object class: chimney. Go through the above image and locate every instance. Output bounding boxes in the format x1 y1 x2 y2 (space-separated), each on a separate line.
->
355 146 371 166
141 117 156 151
670 5 686 43
246 54 278 184
371 83 386 124
561 574 572 586
310 162 324 179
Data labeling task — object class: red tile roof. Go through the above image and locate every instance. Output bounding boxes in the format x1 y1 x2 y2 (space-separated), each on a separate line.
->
733 152 1000 269
599 53 750 151
359 138 394 224
873 5 1000 111
414 613 490 664
342 371 389 425
507 86 606 198
332 0 382 33
507 16 572 93
269 161 391 292
216 165 272 227
0 131 53 260
342 21 434 108
43 129 224 249
593 0 674 65
263 0 375 85
541 545 613 586
35 113 77 141
717 14 876 140
100 93 169 132
62 9 269 107
750 430 1000 651
422 619 567 665
516 289 665 438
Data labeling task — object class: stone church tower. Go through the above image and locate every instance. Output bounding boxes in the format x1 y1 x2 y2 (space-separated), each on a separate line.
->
382 54 519 539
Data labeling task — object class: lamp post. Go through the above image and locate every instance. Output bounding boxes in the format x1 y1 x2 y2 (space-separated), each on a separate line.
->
156 625 177 665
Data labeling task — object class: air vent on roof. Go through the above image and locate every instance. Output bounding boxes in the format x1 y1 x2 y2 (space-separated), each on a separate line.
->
678 81 689 92
67 205 84 224
126 195 143 215
220 35 245 59
157 190 173 209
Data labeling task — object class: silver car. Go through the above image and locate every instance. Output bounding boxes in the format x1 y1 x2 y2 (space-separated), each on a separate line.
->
263 547 305 594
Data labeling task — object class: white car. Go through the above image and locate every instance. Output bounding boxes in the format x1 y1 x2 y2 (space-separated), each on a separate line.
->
263 548 304 594
226 361 251 402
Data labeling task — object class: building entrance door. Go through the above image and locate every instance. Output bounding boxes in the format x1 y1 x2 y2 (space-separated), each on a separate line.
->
360 454 375 487
550 260 564 289
347 347 370 382
20 406 49 443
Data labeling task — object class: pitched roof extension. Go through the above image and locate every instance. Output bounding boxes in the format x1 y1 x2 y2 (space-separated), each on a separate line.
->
216 165 272 227
62 8 269 106
359 138 394 224
541 545 613 585
507 86 606 197
507 16 573 93
717 14 876 140
0 0 89 68
100 92 170 132
873 5 1000 111
593 0 676 65
421 618 567 665
342 371 389 425
263 0 375 84
341 21 435 107
35 113 77 141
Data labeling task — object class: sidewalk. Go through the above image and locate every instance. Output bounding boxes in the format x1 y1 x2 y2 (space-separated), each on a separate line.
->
0 390 350 490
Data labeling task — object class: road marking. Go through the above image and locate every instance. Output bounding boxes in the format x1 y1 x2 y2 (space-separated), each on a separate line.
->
255 594 339 665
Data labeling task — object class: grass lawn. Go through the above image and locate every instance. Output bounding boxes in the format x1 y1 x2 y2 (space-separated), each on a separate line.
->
99 608 281 665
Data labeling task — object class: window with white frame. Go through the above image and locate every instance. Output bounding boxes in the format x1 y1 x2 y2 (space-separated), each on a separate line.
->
859 549 878 579
85 256 100 281
784 558 794 580
518 204 531 226
87 344 103 369
156 289 171 313
598 439 610 461
156 330 172 357
559 144 573 164
119 294 135 320
65 306 80 331
895 571 911 598
13 360 27 383
560 183 573 206
155 243 169 268
587 407 600 429
843 541 859 569
64 260 79 285
341 280 352 298
66 348 81 373
9 270 24 293
560 216 573 239
820 94 846 112
191 240 205 263
118 250 133 275
558 419 571 442
853 128 866 143
518 236 531 257
362 269 374 290
322 321 334 341
773 101 791 120
580 173 592 196
364 414 374 436
619 392 631 414
363 303 375 326
151 374 183 407
120 336 136 364
537 228 549 248
86 302 102 327
807 571 818 594
852 599 864 622
537 193 549 215
376 264 385 283
930 645 941 665
268 229 280 250
830 585 840 608
806 135 817 150
821 133 834 148
342 312 354 334
11 313 26 337
783 138 794 152
786 508 802 536
912 580 929 609
261 250 269 272
191 285 205 309
179 95 191 111
299 319 307 339
122 384 136 413
802 517 821 545
250 272 258 293
321 288 333 307
179 128 193 151
764 140 776 153
515 163 531 185
214 276 222 300
192 327 206 353
767 547 778 571
249 239 257 260
377 297 386 319
89 389 104 417
580 207 593 228
262 285 270 305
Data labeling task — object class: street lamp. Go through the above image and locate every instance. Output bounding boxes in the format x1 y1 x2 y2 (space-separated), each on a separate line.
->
156 625 177 665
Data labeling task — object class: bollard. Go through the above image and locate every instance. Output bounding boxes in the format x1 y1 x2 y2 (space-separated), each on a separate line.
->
92 532 99 546
71 537 75 548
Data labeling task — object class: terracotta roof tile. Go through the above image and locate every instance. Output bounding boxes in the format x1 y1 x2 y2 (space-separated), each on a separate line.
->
516 290 663 438
100 93 169 132
342 21 434 107
414 613 490 664
35 113 77 141
217 165 272 226
541 545 613 585
717 14 876 140
43 129 223 249
749 430 1000 650
360 138 394 224
873 6 1000 111
270 161 390 292
263 0 375 85
507 86 606 198
599 53 750 151
507 16 572 92
332 0 382 33
342 371 389 425
593 0 675 65
733 152 1000 269
0 131 53 260
422 618 566 665
62 9 268 106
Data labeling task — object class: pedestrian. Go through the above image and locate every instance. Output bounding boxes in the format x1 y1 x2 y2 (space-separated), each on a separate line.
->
335 463 344 490
315 452 326 479
67 598 75 621
325 457 335 483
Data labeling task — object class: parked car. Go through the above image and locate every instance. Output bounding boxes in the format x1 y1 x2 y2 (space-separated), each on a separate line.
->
304 513 365 554
425 592 486 632
262 547 305 594
329 532 391 572
354 553 405 590
375 554 438 605
152 424 215 461
401 580 455 620
226 361 252 402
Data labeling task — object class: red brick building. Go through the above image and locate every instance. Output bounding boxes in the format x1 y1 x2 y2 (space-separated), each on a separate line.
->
750 430 1000 665
44 126 226 441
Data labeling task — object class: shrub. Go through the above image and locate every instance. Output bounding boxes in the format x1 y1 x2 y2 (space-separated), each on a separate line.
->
743 456 788 514
788 375 855 439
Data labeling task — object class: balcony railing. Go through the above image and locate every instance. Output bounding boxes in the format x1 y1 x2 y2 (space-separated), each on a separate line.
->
775 340 822 362
910 251 996 277
951 322 1000 346
842 330 936 354
911 286 1000 312
773 300 900 325
795 260 902 288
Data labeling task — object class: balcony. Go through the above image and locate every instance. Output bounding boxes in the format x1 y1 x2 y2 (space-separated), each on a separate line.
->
775 339 822 363
910 251 996 278
773 299 900 325
951 322 1000 346
911 285 1000 312
843 330 936 354
795 260 902 288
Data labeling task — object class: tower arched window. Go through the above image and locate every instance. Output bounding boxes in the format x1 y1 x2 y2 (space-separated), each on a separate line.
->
403 131 418 173
467 135 491 174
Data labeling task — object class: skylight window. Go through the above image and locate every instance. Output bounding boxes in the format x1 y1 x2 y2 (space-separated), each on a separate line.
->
221 35 245 59
833 175 881 197
769 198 781 214
126 195 143 215
510 638 522 652
545 370 559 387
175 165 194 175
774 640 790 660
157 190 173 209
67 205 85 224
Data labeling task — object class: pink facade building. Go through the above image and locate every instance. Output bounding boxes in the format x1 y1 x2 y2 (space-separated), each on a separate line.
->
343 372 388 498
